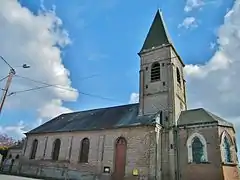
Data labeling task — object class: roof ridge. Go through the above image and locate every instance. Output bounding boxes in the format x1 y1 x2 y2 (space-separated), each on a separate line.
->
203 109 233 126
64 103 139 115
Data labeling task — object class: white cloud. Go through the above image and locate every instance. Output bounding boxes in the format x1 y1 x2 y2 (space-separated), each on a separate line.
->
0 121 26 139
0 0 79 136
178 17 198 29
129 93 139 104
184 0 205 12
38 99 73 119
184 0 240 126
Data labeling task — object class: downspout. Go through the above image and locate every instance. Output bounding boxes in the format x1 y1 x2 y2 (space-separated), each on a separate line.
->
155 126 159 179
183 79 187 110
174 127 180 180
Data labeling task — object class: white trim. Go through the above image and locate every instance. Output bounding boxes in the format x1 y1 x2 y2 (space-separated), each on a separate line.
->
186 132 208 163
220 131 233 145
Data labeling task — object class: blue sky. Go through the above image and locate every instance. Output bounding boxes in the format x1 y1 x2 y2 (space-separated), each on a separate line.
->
0 0 238 139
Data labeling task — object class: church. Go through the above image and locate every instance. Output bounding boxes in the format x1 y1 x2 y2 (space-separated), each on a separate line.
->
15 10 239 180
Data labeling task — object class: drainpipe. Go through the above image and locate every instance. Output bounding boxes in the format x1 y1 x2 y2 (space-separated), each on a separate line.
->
155 128 158 180
174 127 180 180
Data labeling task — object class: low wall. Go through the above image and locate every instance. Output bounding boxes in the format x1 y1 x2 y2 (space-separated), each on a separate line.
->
1 159 100 180
0 159 149 180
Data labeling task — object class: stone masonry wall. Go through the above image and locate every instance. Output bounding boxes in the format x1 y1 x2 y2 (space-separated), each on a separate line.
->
23 125 156 180
177 124 224 180
218 126 239 180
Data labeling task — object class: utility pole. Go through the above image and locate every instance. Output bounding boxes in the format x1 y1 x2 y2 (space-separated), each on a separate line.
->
0 56 30 115
0 68 15 114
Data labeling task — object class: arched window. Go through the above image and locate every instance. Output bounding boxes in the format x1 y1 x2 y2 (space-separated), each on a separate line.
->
79 138 90 163
220 131 234 163
192 137 204 163
176 67 181 85
30 139 38 159
52 138 61 161
151 62 160 81
223 136 232 163
187 133 208 163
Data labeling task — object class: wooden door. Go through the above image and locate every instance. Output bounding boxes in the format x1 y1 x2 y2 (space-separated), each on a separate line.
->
114 137 127 180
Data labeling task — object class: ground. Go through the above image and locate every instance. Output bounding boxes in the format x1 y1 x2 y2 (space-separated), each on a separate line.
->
0 174 41 180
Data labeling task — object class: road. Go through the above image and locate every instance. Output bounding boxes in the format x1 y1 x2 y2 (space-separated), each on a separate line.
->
0 174 41 179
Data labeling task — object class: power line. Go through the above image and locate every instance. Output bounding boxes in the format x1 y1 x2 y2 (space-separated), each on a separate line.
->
0 75 9 82
0 56 14 70
14 75 123 103
8 85 51 96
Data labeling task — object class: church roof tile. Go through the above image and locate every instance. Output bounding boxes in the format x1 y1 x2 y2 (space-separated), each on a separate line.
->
26 103 155 134
26 105 233 135
178 108 233 127
140 10 171 53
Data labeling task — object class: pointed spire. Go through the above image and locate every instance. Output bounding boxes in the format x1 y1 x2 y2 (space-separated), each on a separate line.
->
140 10 171 53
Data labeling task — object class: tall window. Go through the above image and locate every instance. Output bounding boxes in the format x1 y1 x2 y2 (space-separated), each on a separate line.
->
223 136 232 163
30 139 38 159
192 137 204 163
187 133 208 163
79 138 90 163
151 62 160 81
176 67 181 85
52 139 61 161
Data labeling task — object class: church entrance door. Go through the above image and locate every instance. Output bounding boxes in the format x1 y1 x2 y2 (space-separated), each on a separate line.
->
114 137 127 180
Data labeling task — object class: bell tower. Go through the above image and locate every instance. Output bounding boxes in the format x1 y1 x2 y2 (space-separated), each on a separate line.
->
138 10 187 125
138 10 187 180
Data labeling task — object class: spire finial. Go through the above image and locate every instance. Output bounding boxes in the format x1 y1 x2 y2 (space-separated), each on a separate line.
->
156 0 161 12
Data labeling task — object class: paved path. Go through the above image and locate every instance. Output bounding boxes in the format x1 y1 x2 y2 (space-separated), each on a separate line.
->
0 174 41 179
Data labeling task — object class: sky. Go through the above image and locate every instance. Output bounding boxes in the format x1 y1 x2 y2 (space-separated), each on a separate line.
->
0 0 239 144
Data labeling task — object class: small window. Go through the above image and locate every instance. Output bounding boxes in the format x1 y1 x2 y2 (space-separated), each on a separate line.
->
145 85 148 89
223 136 232 163
187 133 208 163
221 131 234 163
30 139 38 159
79 138 90 163
52 139 61 161
163 82 166 86
176 68 181 85
192 137 205 163
151 62 160 81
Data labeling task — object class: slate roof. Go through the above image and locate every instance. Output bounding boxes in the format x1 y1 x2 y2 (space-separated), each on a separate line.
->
26 103 233 135
140 10 171 53
27 103 156 134
139 10 185 66
177 108 233 127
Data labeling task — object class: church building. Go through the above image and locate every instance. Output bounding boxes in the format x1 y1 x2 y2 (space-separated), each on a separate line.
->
19 10 239 180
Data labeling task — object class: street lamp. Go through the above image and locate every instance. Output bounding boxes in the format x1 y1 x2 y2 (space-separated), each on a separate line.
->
0 56 30 114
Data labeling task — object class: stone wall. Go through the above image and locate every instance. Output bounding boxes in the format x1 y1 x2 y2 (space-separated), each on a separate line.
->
177 124 224 180
22 125 156 180
218 126 239 180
